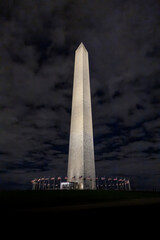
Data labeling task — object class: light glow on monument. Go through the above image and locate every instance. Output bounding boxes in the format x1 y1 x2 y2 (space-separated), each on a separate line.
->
67 43 96 189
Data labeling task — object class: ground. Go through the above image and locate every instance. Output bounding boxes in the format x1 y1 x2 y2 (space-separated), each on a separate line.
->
1 190 160 233
1 190 160 217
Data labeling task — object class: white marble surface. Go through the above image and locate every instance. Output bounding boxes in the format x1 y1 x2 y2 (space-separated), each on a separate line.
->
67 43 96 189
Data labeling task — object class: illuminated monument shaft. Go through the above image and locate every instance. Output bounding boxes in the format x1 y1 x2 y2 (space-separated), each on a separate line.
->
67 43 96 189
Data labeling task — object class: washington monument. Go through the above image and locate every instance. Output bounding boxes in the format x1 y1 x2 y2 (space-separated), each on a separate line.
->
67 43 96 189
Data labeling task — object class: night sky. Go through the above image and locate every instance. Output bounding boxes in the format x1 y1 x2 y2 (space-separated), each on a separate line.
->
0 0 160 190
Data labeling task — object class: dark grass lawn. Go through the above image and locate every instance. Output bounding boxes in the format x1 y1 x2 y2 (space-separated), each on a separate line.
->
1 190 160 237
1 190 160 216
1 190 160 232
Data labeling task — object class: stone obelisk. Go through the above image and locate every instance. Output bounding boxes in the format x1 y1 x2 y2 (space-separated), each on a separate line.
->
67 43 96 189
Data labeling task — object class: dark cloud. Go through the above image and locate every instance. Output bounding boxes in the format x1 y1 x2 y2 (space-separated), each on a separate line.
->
0 0 160 190
146 45 160 58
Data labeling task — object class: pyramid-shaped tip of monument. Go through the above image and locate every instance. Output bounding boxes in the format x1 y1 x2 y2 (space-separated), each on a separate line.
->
77 42 87 51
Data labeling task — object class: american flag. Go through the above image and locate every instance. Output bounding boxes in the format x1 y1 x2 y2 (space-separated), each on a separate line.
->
31 179 36 184
101 177 105 180
65 176 68 180
58 176 61 180
79 176 83 179
51 177 55 180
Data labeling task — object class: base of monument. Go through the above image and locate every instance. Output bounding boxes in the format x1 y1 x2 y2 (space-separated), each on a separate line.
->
60 181 96 190
60 182 78 190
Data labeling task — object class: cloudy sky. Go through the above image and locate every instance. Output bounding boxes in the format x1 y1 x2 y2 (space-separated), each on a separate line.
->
0 0 160 190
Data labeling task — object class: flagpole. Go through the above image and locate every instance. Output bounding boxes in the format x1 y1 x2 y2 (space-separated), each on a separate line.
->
117 177 119 191
128 179 131 191
104 177 106 190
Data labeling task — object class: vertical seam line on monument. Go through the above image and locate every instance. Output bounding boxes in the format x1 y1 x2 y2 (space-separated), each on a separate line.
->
82 46 84 183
